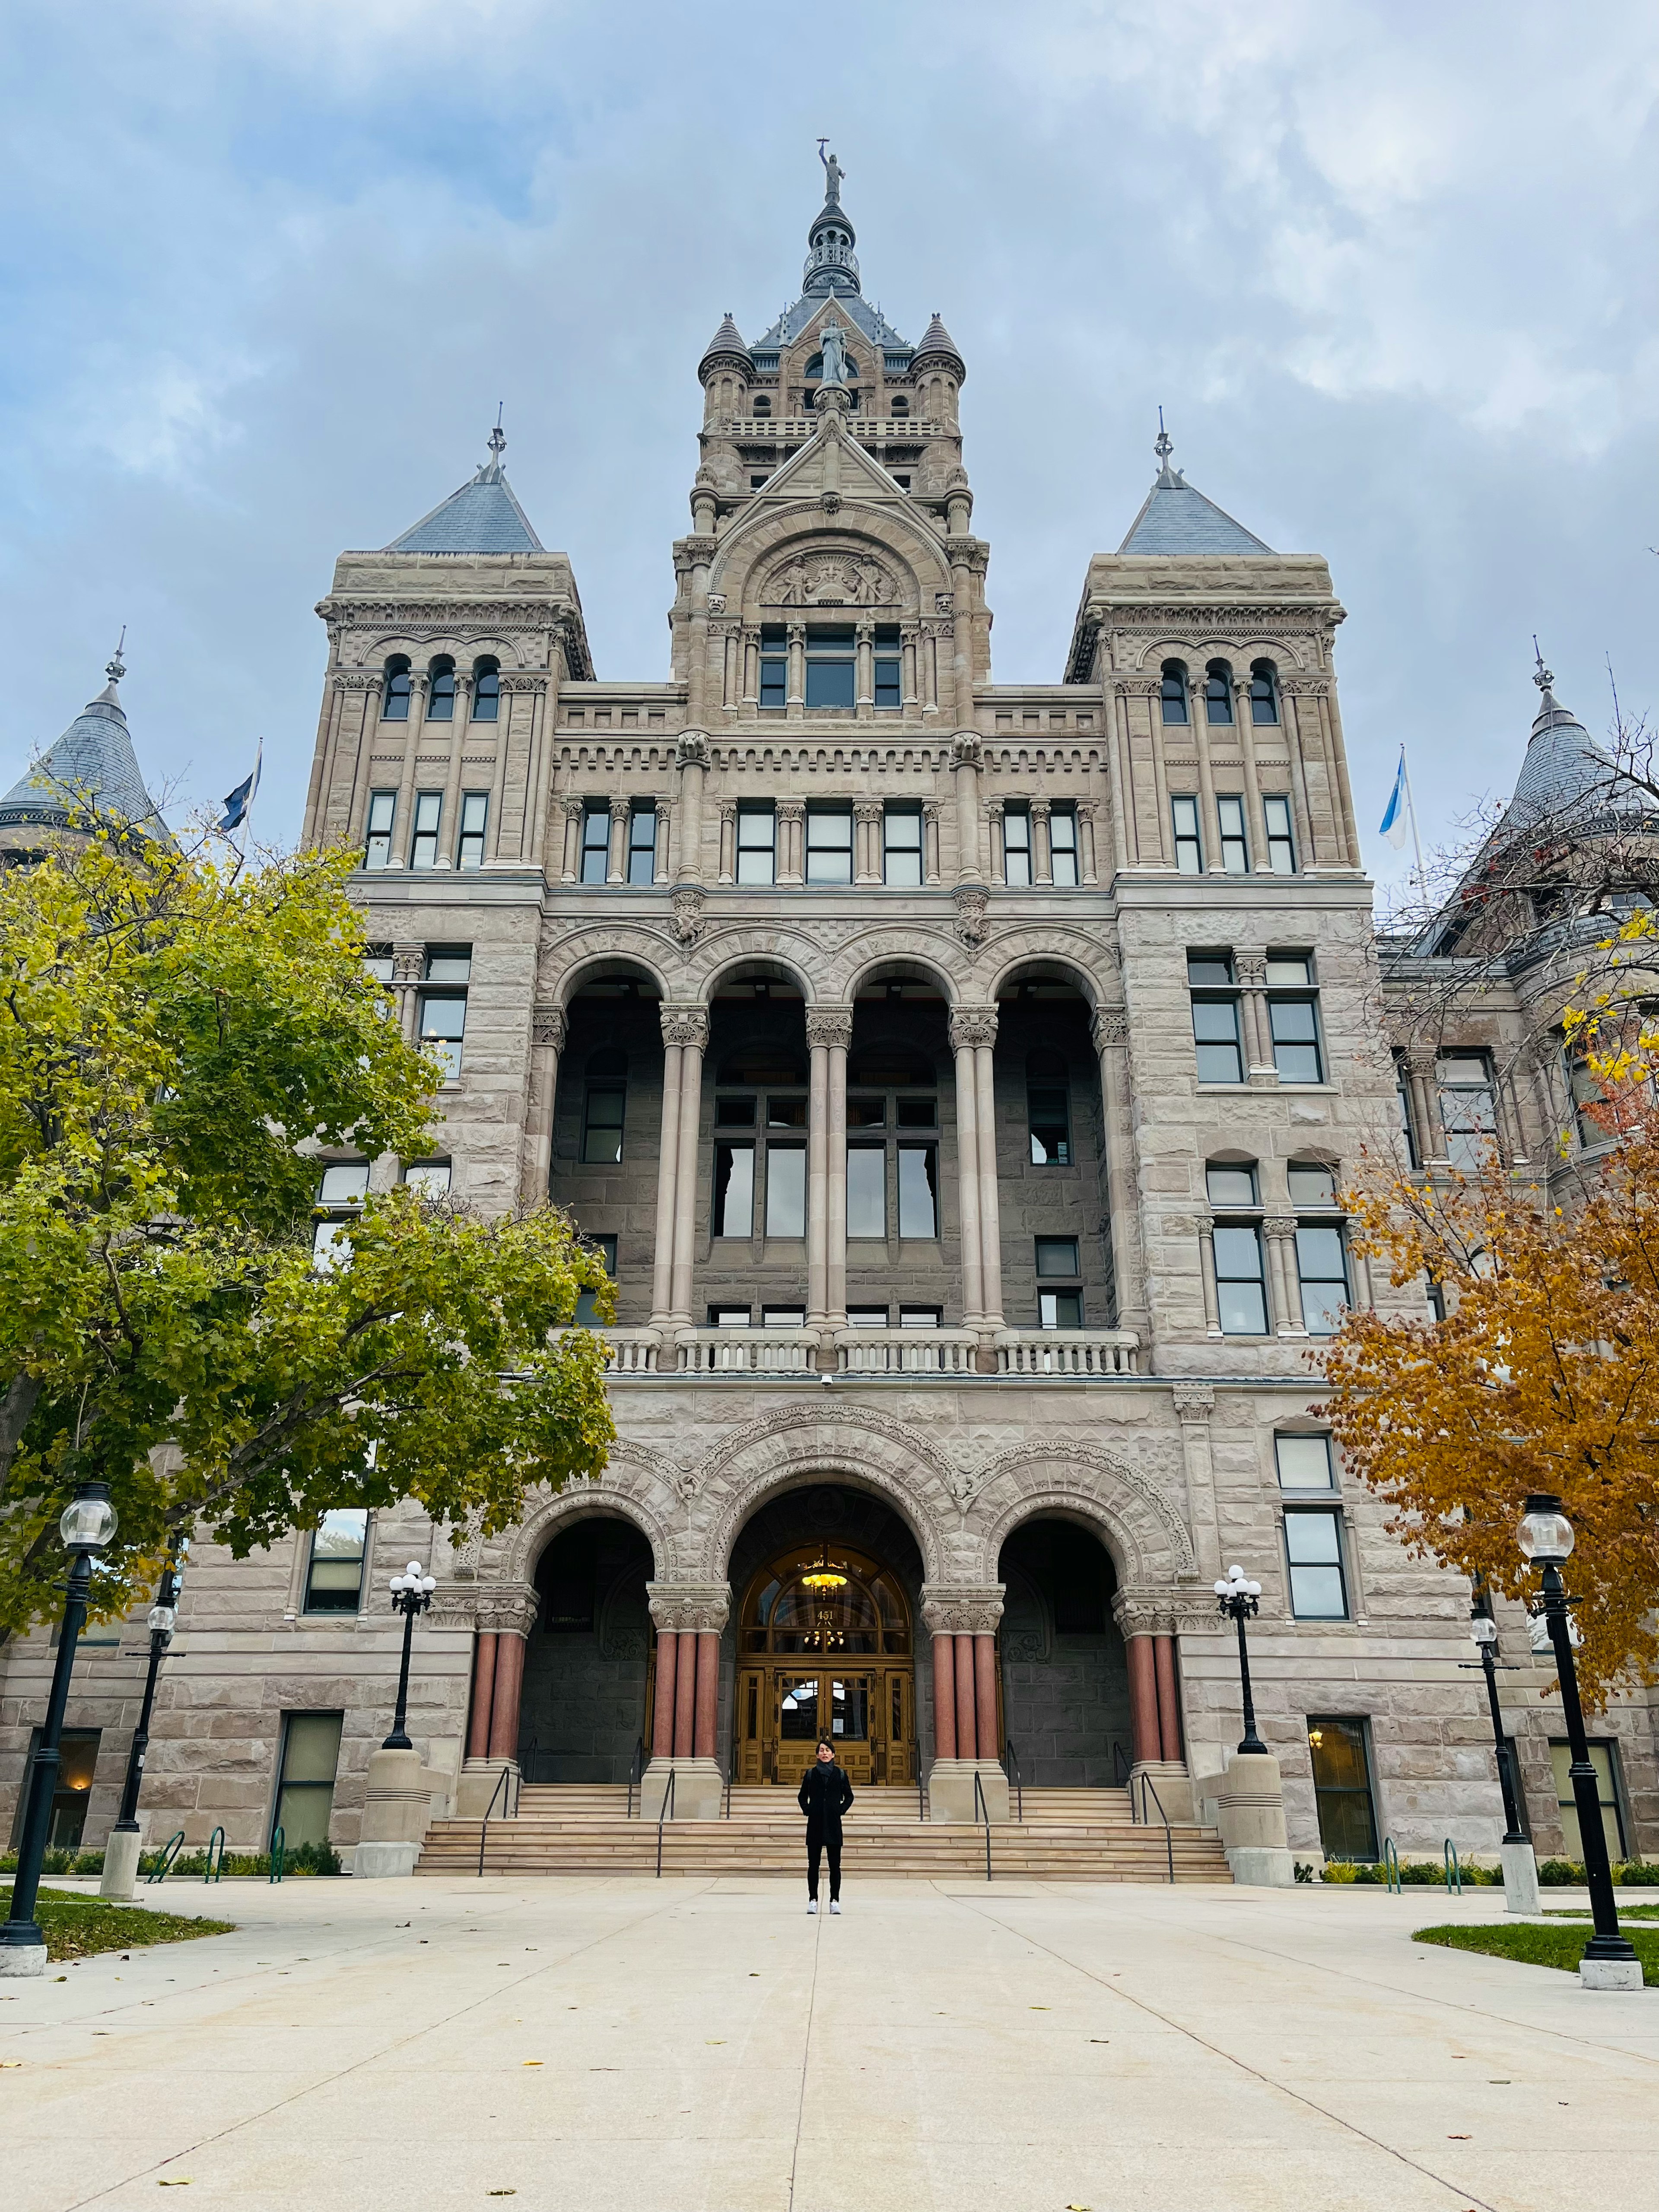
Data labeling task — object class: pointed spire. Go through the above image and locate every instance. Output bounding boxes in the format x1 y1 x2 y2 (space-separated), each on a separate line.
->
0 654 172 850
912 312 966 383
386 426 543 554
698 313 754 386
96 629 128 706
1153 408 1181 487
1533 636 1557 709
1504 652 1610 825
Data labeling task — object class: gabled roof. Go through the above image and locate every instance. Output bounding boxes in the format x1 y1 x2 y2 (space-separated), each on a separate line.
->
1118 429 1272 556
386 427 543 555
0 655 172 846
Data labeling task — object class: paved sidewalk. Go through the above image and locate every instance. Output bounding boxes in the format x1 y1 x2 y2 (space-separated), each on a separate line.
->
2 1874 1655 2211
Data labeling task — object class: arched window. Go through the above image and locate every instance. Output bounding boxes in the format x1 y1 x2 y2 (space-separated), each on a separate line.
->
1249 659 1280 725
1204 661 1234 724
890 396 909 415
382 656 411 721
753 394 771 415
427 656 456 721
471 658 500 722
1160 660 1189 725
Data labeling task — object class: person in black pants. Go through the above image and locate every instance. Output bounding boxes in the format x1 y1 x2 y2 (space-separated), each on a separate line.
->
798 1737 854 1913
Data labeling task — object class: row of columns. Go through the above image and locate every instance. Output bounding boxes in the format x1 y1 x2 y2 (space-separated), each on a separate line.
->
928 1630 1001 1761
985 797 1101 886
1125 1632 1185 1765
648 1629 722 1760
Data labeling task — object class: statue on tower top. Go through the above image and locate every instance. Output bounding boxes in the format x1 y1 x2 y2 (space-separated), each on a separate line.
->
817 140 845 203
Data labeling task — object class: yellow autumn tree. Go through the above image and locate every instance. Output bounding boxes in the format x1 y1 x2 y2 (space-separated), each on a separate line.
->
1318 1124 1659 1710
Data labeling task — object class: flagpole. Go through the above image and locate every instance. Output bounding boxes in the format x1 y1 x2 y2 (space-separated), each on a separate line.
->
1399 742 1426 898
240 739 263 857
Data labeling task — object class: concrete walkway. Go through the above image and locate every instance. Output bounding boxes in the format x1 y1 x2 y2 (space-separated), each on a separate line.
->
2 1875 1655 2211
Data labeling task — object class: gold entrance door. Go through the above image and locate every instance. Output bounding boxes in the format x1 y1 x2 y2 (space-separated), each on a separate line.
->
735 1541 915 1787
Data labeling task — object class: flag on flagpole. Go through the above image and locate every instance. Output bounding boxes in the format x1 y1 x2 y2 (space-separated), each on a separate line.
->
219 741 262 833
1379 747 1408 850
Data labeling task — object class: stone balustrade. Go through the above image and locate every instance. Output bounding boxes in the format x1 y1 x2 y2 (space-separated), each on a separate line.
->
833 1328 979 1375
995 1329 1141 1376
594 1324 1141 1379
674 1327 819 1375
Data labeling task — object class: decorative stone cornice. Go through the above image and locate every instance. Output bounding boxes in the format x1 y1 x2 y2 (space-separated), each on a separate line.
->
532 1004 566 1050
1091 1008 1130 1049
476 1584 539 1637
659 1003 710 1050
671 886 705 945
647 1581 730 1635
953 883 990 947
499 674 544 696
804 1006 855 1050
948 1005 999 1052
332 671 381 693
921 1584 1004 1635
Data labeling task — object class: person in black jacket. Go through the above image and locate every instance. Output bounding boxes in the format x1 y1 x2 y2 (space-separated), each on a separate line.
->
798 1738 854 1913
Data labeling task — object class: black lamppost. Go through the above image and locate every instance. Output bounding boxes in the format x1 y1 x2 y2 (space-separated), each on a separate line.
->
384 1560 435 1751
1214 1563 1268 1755
1517 1494 1636 1970
111 1545 188 1841
0 1480 118 1974
1466 1610 1526 1844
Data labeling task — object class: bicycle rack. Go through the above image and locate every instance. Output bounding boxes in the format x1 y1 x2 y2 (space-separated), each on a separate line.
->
146 1831 185 1884
204 1827 226 1883
1443 1837 1462 1895
1383 1837 1401 1894
269 1826 285 1884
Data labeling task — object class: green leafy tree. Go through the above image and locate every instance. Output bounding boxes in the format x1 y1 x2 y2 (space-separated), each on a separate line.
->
0 827 613 1639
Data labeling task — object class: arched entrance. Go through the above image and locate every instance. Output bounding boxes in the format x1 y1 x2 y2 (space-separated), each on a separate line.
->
518 1516 653 1782
724 1484 923 1788
997 1518 1131 1786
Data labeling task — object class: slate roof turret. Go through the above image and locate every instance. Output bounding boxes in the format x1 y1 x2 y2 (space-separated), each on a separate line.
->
698 314 754 385
0 651 172 850
1118 423 1272 556
1505 654 1612 827
386 425 543 555
911 313 966 385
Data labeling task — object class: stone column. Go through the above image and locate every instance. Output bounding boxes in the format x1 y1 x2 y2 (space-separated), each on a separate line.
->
922 800 942 885
1264 1217 1305 1335
1117 1594 1196 1825
1030 796 1053 884
560 797 583 882
717 800 737 883
854 798 884 884
467 1632 498 1761
1154 1634 1182 1762
947 1009 987 1327
654 800 672 883
1091 1008 1149 1336
1077 801 1100 885
1172 1384 1221 1582
674 731 708 884
786 622 805 713
454 1585 539 1813
643 1585 731 1818
921 1589 1008 1821
1196 1216 1223 1335
973 1021 1004 1328
776 799 804 887
652 1631 678 1759
391 943 424 1046
650 1007 690 1324
488 1634 526 1762
664 1006 709 1324
950 731 983 882
807 1008 853 1334
605 798 629 883
855 622 874 716
1125 1633 1161 1767
985 796 1006 885
807 1020 830 1326
1235 950 1277 1084
521 1004 565 1211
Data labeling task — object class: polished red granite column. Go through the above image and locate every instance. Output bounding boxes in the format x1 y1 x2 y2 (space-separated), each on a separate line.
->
467 1631 498 1762
487 1632 526 1761
693 1631 719 1758
974 1634 999 1760
932 1634 957 1760
954 1632 976 1760
674 1623 698 1757
1126 1634 1161 1767
652 1631 678 1759
1154 1634 1182 1761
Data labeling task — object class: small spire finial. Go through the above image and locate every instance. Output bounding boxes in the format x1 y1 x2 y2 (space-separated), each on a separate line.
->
1154 407 1174 471
1533 636 1554 697
488 404 505 464
106 626 127 686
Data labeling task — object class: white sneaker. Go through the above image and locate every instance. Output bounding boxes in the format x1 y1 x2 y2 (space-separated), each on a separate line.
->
830 1901 841 1915
807 1900 817 1913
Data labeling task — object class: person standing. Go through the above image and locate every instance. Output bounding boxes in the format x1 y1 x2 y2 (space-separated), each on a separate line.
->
798 1737 854 1913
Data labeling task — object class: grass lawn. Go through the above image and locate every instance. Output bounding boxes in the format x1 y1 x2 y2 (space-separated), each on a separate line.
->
0 1886 235 1963
1545 1904 1659 1922
1414 1919 1659 1985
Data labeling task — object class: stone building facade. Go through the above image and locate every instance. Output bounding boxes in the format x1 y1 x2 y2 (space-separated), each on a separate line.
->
4 159 1653 1871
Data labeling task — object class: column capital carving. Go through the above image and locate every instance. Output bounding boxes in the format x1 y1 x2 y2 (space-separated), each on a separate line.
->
1028 795 1052 821
332 671 380 693
1171 1382 1215 1422
922 798 942 822
853 799 884 824
984 795 1005 820
647 1582 731 1634
1235 954 1269 990
659 1002 710 1050
532 1004 567 1050
805 1006 855 1050
1111 1585 1185 1638
775 798 805 823
476 1583 539 1637
921 1584 1004 1635
948 1004 999 1052
1261 1214 1298 1239
563 796 586 821
608 796 631 821
1091 1007 1130 1049
391 943 425 985
717 798 738 825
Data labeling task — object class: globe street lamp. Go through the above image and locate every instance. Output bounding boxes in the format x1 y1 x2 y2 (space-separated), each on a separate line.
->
1214 1563 1268 1756
101 1545 188 1900
1517 1494 1638 1985
0 1481 119 1977
384 1560 436 1751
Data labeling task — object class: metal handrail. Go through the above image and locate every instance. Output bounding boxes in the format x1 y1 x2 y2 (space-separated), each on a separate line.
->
269 1826 285 1884
1132 1771 1175 1884
204 1826 226 1884
655 1768 676 1877
146 1830 185 1884
477 1764 515 1878
626 1736 645 1820
721 1766 732 1819
1002 1738 1024 1822
973 1769 993 1882
1112 1742 1132 1786
918 1767 927 1821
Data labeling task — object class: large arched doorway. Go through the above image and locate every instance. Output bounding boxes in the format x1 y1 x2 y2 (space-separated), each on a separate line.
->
518 1516 654 1782
724 1485 924 1788
997 1518 1131 1786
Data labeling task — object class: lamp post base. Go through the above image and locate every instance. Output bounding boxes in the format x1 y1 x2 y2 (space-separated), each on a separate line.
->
100 1827 143 1902
1580 1955 1644 1992
0 1933 48 1978
1499 1839 1540 1916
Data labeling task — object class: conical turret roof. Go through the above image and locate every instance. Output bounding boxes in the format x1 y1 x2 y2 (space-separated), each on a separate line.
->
1505 657 1612 826
387 426 543 555
912 313 965 381
0 652 172 848
1118 425 1272 556
698 314 754 385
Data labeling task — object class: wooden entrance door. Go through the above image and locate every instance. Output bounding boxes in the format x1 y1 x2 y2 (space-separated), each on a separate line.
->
735 1664 912 1787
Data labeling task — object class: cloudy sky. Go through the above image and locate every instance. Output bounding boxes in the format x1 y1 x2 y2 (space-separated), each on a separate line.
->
2 0 1654 901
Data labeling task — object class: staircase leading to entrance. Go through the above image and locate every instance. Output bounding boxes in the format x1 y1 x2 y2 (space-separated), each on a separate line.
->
415 1783 1232 1881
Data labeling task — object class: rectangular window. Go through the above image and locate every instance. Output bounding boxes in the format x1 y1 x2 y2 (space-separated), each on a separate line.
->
273 1711 344 1853
1285 1510 1349 1618
304 1509 368 1614
847 1306 889 1328
762 1306 806 1328
1437 1053 1497 1171
318 1161 369 1206
1039 1289 1084 1328
1213 1224 1268 1335
896 1144 938 1238
1216 795 1249 874
768 1095 807 1127
765 1145 807 1237
1035 1236 1079 1278
579 805 611 884
627 804 658 885
713 1145 755 1237
804 625 857 709
1394 1054 1420 1168
759 632 788 709
737 804 776 885
1205 1163 1257 1207
10 1728 101 1851
1290 1162 1339 1208
1049 807 1079 886
1269 995 1323 1083
1307 1716 1378 1861
1263 794 1297 874
1187 952 1243 1085
1003 808 1032 886
874 650 902 709
582 1083 626 1164
418 993 467 1081
1551 1740 1626 1863
1172 795 1203 873
847 1146 886 1237
846 1095 885 1128
364 791 396 870
1296 1224 1349 1335
409 791 442 870
899 1306 941 1328
883 806 923 886
455 791 488 870
711 1306 751 1327
896 1096 937 1128
806 806 854 885
403 1160 451 1195
1276 1433 1335 1490
1028 1081 1071 1165
1566 1046 1605 1148
363 944 395 985
426 946 471 982
575 1233 617 1327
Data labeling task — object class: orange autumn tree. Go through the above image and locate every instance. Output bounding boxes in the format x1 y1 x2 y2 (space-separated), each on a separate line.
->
1318 1113 1659 1710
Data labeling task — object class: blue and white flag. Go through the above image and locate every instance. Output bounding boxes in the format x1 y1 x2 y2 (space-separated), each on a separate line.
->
219 741 262 832
1379 746 1408 849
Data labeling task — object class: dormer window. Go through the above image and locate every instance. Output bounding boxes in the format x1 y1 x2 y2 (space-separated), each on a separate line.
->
1160 660 1190 725
427 656 456 721
382 656 411 721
